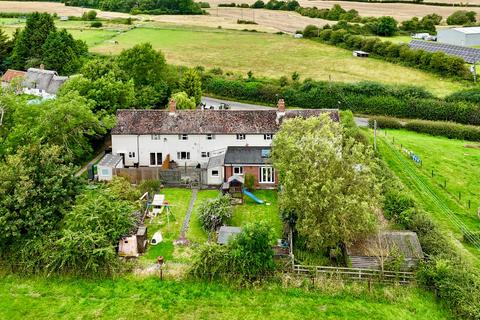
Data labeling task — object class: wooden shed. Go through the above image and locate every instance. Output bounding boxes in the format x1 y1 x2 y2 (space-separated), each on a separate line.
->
346 231 423 270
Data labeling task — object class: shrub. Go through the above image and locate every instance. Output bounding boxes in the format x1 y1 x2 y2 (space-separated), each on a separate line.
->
383 189 416 222
82 10 97 20
197 1 210 8
138 179 162 195
172 91 196 109
198 195 233 232
90 21 102 28
244 173 256 191
463 231 480 245
405 120 480 141
251 0 265 8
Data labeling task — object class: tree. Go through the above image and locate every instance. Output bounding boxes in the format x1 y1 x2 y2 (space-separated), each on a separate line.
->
171 91 196 109
10 12 56 70
180 68 202 105
0 28 14 72
251 0 265 8
374 16 398 36
82 10 97 20
271 115 380 250
42 29 87 75
198 195 233 232
0 144 79 248
447 10 476 25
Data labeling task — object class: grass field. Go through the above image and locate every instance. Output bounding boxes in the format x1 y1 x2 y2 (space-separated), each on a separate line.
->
0 273 453 319
187 189 220 244
375 129 480 263
90 26 466 96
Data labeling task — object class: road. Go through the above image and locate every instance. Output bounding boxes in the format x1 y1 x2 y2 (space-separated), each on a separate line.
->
201 96 369 127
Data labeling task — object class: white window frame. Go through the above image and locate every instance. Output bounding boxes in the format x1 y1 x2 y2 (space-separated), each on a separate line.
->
233 166 244 175
264 134 273 140
150 152 162 166
178 134 188 140
236 134 246 140
211 170 219 177
206 134 215 140
177 151 190 160
259 166 275 183
151 134 161 140
201 152 210 158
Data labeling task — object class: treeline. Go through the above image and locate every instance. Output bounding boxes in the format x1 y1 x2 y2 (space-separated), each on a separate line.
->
302 24 469 78
201 73 480 125
63 0 203 14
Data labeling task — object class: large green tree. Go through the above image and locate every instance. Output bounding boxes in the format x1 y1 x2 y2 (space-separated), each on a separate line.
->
42 29 88 75
0 28 14 72
10 12 56 70
0 144 79 248
180 68 202 105
271 115 380 250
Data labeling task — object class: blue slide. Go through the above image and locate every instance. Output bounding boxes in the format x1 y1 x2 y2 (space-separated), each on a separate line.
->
243 188 264 204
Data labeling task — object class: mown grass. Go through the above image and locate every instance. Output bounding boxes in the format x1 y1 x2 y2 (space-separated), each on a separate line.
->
231 190 283 237
375 129 480 263
0 273 453 319
186 189 220 244
89 26 466 96
140 188 192 263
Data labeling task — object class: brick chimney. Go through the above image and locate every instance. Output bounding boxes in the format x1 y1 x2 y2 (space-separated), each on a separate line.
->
169 98 176 115
277 98 285 113
276 98 286 124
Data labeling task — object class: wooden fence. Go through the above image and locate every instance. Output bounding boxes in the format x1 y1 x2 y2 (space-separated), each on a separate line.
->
113 167 202 186
292 264 415 284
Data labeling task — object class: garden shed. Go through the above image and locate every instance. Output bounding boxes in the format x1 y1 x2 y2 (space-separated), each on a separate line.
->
97 153 124 181
346 231 423 270
217 226 242 245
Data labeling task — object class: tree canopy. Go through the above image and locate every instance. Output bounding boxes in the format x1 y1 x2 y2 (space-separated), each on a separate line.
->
271 115 380 249
180 68 202 105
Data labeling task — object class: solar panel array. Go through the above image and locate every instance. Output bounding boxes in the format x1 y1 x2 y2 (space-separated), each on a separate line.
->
409 40 480 64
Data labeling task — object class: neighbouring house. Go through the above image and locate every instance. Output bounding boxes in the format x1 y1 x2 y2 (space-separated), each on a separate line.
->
110 99 339 186
97 153 124 181
217 226 242 245
437 27 480 47
22 66 68 99
346 231 424 270
224 146 277 188
1 69 26 89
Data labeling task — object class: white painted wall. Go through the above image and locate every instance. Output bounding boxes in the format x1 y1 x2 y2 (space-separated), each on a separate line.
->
22 88 56 99
112 133 273 167
207 165 224 185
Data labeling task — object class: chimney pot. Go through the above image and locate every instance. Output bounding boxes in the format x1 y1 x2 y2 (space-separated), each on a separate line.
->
169 98 176 114
39 64 44 70
277 99 285 113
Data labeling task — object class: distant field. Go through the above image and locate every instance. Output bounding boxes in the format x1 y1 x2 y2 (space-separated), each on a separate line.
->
376 129 480 263
0 274 454 319
90 26 465 96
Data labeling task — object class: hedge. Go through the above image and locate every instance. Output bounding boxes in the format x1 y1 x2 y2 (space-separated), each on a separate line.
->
368 116 480 141
202 75 480 125
303 26 470 79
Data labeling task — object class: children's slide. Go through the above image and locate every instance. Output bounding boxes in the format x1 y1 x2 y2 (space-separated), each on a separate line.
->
243 188 264 204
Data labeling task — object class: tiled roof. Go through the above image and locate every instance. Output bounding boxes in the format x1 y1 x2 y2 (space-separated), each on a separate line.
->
1 69 26 83
224 146 272 165
112 109 340 135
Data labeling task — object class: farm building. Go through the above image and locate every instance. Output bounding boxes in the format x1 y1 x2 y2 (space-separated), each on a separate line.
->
437 27 480 47
346 231 423 271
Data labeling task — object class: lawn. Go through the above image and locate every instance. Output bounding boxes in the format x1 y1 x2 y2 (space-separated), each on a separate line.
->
231 190 283 237
375 129 480 263
90 26 466 97
0 273 454 319
140 188 192 263
186 189 220 244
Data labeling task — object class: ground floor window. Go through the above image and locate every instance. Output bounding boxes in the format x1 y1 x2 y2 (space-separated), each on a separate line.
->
177 151 190 160
150 152 162 166
211 170 219 177
233 166 243 175
260 166 275 183
201 152 210 158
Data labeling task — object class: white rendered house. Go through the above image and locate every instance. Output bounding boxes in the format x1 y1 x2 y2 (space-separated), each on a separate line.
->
111 99 339 168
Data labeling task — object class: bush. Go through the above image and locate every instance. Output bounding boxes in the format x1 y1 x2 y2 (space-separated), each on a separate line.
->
405 120 480 141
90 21 102 28
383 189 415 223
251 0 265 8
197 1 210 8
368 116 403 129
171 91 196 109
190 221 275 283
138 179 161 195
82 10 97 20
244 173 256 191
198 195 233 232
463 231 480 245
